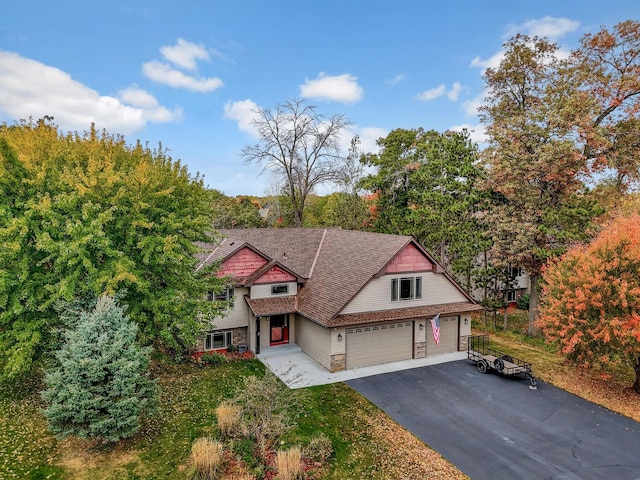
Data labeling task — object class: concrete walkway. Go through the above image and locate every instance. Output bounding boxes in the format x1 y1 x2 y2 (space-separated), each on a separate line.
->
257 343 467 389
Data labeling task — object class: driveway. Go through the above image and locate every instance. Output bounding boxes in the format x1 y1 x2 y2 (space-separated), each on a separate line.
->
347 360 640 480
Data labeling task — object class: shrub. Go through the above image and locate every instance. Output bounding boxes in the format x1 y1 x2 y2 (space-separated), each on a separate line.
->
41 296 159 442
227 344 237 353
304 433 333 462
276 446 302 480
216 401 241 439
200 352 227 366
516 293 530 310
233 370 299 458
191 437 225 480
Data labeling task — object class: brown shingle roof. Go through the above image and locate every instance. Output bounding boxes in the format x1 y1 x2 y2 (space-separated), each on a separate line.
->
245 296 297 316
328 302 484 327
199 228 479 327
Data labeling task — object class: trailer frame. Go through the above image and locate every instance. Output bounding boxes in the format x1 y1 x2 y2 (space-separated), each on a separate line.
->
467 334 537 388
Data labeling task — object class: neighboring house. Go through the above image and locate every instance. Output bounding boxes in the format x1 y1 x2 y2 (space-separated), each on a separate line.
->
196 228 483 372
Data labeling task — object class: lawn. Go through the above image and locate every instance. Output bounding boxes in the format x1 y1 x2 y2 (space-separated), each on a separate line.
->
4 310 640 479
0 357 464 480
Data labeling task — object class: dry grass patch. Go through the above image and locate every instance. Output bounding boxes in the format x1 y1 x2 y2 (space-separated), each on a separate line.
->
275 446 303 480
191 437 225 480
216 401 241 439
355 409 468 480
58 438 144 479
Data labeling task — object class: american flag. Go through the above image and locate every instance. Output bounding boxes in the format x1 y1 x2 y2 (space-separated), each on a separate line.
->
430 314 441 345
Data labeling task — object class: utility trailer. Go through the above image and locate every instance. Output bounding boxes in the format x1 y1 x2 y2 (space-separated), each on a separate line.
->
468 334 537 388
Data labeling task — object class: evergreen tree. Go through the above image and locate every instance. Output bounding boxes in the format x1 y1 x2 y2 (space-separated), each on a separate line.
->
41 295 159 442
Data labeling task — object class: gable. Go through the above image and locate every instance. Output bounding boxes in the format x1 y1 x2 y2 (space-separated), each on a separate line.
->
253 265 297 284
219 246 268 278
384 243 433 274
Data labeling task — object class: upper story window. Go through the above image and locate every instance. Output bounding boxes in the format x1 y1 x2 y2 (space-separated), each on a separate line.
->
271 284 289 295
207 287 235 306
391 276 422 301
507 265 523 277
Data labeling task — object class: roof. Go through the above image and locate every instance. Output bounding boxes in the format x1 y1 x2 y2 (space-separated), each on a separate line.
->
198 228 479 327
329 302 484 327
245 295 297 317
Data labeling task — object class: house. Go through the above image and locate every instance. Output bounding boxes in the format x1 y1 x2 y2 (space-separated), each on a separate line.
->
196 228 483 372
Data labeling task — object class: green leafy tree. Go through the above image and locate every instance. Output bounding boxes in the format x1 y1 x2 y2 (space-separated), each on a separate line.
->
210 190 265 228
537 214 640 392
0 119 226 378
41 295 159 442
360 128 486 290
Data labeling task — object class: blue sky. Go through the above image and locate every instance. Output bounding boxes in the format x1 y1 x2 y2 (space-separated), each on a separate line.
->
1 1 636 196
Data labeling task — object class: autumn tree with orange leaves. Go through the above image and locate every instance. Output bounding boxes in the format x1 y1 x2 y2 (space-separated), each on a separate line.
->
480 20 640 335
537 214 640 393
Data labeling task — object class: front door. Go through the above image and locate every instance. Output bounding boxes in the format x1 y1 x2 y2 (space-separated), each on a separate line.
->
270 314 289 345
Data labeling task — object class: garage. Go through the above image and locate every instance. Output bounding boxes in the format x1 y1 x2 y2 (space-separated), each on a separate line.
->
346 321 413 369
426 315 459 355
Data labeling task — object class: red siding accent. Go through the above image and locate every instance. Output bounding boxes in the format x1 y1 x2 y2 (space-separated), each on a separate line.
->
219 247 268 278
254 265 297 284
385 244 433 273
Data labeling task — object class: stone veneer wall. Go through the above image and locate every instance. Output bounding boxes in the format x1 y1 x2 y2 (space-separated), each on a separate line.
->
330 354 346 372
414 341 426 359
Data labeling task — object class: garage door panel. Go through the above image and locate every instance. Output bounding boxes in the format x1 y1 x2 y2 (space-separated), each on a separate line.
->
346 322 412 369
426 315 458 355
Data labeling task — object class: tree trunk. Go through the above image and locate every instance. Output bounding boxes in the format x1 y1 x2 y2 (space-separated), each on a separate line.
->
633 357 640 394
503 307 508 331
528 273 541 336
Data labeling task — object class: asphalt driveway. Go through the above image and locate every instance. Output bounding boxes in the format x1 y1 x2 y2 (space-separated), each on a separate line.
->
347 360 640 480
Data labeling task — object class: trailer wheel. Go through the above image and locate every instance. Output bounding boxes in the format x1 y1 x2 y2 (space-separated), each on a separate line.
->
477 359 488 374
494 358 505 373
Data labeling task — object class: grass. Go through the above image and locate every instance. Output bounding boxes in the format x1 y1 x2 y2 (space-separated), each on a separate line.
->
10 309 637 480
0 357 463 479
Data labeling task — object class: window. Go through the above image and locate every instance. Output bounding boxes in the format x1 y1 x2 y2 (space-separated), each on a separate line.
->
391 276 422 301
207 287 235 307
271 284 289 295
507 290 517 302
205 330 232 350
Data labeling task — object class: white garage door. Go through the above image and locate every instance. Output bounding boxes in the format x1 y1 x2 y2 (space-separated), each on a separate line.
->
346 321 412 369
426 315 459 355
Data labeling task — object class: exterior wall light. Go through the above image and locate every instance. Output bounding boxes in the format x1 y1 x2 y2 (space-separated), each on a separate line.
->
337 333 343 341
419 323 424 331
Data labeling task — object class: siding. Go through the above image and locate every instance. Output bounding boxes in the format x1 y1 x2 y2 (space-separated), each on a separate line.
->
211 287 250 330
220 247 267 278
251 282 298 299
296 316 330 369
341 271 468 315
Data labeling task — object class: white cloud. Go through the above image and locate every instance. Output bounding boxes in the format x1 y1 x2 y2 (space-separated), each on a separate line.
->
387 73 405 85
470 51 504 71
506 16 580 40
417 83 464 102
160 38 211 71
0 50 181 134
447 82 463 101
142 60 223 92
416 84 446 101
355 126 388 154
117 86 183 122
300 72 363 104
462 92 485 117
223 99 261 137
449 123 488 144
